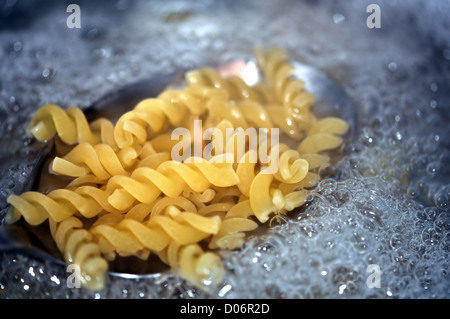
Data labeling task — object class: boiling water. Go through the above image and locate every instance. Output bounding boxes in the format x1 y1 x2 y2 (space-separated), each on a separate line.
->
0 0 449 298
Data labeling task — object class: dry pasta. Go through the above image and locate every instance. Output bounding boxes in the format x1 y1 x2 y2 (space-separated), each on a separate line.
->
28 104 116 147
105 155 239 211
6 48 349 291
49 216 108 291
255 48 318 133
255 48 315 111
187 68 303 139
113 85 228 149
50 142 135 179
186 67 268 104
156 241 225 287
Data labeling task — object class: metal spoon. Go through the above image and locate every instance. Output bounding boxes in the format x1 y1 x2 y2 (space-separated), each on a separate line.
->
0 59 356 280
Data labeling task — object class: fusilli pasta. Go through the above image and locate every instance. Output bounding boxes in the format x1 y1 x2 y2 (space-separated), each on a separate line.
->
6 48 349 291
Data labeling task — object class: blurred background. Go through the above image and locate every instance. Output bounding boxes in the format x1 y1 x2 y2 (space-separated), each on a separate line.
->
0 0 449 298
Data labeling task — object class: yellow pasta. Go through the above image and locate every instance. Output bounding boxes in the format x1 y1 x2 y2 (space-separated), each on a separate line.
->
184 188 217 207
298 118 349 154
255 48 315 110
307 117 349 136
67 174 108 188
105 155 239 210
209 200 258 250
274 144 309 184
255 48 318 133
90 205 223 282
114 85 228 149
187 68 303 138
6 47 349 291
157 242 225 288
50 142 136 179
49 216 108 291
6 185 124 225
186 67 266 103
27 104 116 147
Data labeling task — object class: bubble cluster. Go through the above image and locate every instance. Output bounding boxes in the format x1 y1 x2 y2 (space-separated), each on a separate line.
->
0 0 449 298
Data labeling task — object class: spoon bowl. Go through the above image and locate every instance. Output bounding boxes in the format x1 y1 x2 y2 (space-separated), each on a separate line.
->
0 59 357 281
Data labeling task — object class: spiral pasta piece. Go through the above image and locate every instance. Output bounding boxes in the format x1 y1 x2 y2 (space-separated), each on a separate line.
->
67 174 108 188
248 173 310 223
6 185 124 225
157 242 225 288
91 219 169 256
255 48 315 110
254 47 318 134
211 135 310 245
184 188 217 207
148 195 198 218
203 120 310 226
105 155 239 211
273 145 309 184
186 67 266 103
49 216 108 291
307 117 349 136
27 104 115 146
114 85 228 149
297 117 349 154
92 206 221 257
50 142 140 179
7 47 349 292
209 200 258 250
187 68 303 138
